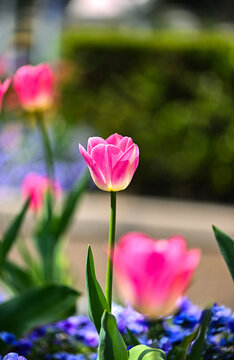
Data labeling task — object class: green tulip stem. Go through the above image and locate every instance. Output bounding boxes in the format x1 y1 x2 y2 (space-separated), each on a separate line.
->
36 112 54 181
106 191 117 310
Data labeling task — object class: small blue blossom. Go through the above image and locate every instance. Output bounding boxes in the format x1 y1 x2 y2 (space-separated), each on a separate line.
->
51 352 86 360
163 324 190 344
57 316 91 336
173 298 201 329
227 316 234 333
209 303 232 335
112 303 147 334
0 332 18 346
14 339 33 356
3 353 27 360
158 336 172 355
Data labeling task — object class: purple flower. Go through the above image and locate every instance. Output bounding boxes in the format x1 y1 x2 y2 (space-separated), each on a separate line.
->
56 316 91 336
112 303 147 334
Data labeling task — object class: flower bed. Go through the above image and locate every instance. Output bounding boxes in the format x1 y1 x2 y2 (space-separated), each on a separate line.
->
0 299 233 360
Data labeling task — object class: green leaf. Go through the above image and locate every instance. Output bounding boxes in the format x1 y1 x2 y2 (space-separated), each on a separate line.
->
0 285 79 336
98 310 128 360
54 170 89 238
86 245 110 333
187 309 212 360
0 198 30 264
0 260 34 293
126 327 140 347
212 225 234 281
43 190 54 223
167 326 199 360
129 345 166 360
34 220 57 283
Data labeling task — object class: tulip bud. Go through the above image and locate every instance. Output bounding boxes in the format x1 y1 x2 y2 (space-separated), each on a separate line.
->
79 133 139 192
113 232 201 318
14 64 53 112
22 172 61 213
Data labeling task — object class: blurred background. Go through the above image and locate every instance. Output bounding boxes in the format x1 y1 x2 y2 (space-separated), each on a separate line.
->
0 0 233 308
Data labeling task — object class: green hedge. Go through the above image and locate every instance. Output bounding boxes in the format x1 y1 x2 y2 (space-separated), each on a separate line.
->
61 29 234 202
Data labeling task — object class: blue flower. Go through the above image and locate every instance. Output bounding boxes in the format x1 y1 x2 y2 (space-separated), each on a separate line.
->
209 303 232 335
0 332 18 346
14 339 33 356
227 316 234 333
3 353 27 360
158 337 172 354
173 298 201 329
51 352 86 360
112 303 147 335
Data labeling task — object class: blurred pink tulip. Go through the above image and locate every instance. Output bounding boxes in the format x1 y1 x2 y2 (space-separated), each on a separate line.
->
14 64 53 112
0 78 10 111
22 172 61 212
113 232 201 318
79 133 139 191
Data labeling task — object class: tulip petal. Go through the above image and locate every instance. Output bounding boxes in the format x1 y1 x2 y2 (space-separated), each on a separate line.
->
119 136 133 152
87 137 107 154
106 133 123 146
91 144 123 189
111 144 139 191
79 144 107 189
1 78 11 93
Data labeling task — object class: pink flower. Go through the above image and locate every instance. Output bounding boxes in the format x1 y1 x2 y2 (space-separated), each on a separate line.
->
79 133 139 191
22 172 61 212
14 64 53 112
0 78 11 111
113 232 201 318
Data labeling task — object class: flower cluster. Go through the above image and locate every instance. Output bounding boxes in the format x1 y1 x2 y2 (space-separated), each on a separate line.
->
1 299 233 360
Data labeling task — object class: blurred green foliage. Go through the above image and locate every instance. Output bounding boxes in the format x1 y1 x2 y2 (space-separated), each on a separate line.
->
61 30 234 202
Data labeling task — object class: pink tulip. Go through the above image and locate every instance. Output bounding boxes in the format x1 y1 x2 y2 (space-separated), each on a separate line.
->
22 172 61 212
0 78 10 111
113 232 201 318
79 133 139 191
14 64 53 112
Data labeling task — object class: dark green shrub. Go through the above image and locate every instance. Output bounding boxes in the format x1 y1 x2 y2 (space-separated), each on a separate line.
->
61 29 234 202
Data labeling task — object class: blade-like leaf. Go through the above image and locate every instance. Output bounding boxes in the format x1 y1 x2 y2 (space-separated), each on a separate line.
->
54 170 89 238
86 245 110 333
187 309 212 360
0 198 30 264
0 260 34 293
98 310 128 360
129 345 166 360
212 225 234 281
167 326 199 360
0 285 79 336
126 327 140 347
34 226 57 284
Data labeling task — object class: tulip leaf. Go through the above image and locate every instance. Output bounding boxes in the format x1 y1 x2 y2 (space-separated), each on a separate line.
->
98 310 128 360
128 345 166 360
212 225 234 281
54 170 89 238
0 260 34 293
0 285 79 336
0 198 30 264
187 309 212 360
86 245 110 333
167 326 199 360
126 327 140 347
